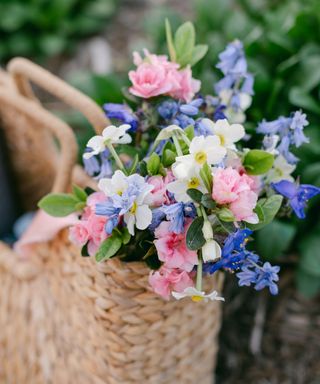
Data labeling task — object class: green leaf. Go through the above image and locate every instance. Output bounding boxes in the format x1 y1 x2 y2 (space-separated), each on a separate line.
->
296 269 320 298
199 163 213 192
138 161 148 177
121 228 131 245
184 125 195 140
147 153 161 175
201 194 216 209
162 149 176 167
128 154 139 175
165 18 176 62
186 217 205 251
72 185 87 202
248 195 283 231
38 193 79 217
190 44 208 66
299 233 320 277
187 188 203 203
243 150 274 175
174 21 195 67
256 220 296 261
95 233 122 262
81 243 89 257
289 87 320 115
217 208 235 222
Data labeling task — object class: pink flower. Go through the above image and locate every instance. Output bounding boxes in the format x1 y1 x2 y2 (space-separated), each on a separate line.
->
86 214 107 247
128 50 200 102
147 172 175 207
168 66 201 103
212 167 251 204
229 190 258 223
149 266 194 300
69 222 89 246
154 221 198 272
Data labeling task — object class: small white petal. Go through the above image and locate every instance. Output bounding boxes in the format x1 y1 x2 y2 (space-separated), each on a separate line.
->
84 136 105 158
135 205 153 230
124 213 135 235
202 240 221 263
244 213 259 224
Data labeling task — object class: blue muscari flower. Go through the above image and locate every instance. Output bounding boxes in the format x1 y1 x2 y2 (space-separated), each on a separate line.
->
213 105 227 121
103 103 138 132
258 110 309 164
83 149 113 180
216 40 248 77
158 101 179 120
203 229 253 274
241 74 254 95
160 202 196 234
96 201 121 234
172 113 195 129
179 98 203 116
236 262 280 295
272 180 320 219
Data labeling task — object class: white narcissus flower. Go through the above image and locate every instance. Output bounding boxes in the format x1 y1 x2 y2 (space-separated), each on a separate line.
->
172 287 225 302
202 240 222 263
202 220 214 240
84 124 132 159
201 118 245 149
98 170 128 196
265 155 296 183
167 165 206 203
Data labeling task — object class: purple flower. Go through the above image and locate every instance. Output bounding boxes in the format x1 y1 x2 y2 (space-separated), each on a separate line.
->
179 98 203 116
83 149 113 180
272 180 320 219
172 114 195 128
216 40 248 77
103 103 138 132
158 101 179 120
160 202 196 234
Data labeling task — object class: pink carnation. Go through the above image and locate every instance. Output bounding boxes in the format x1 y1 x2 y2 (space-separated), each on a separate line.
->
168 66 201 103
69 222 89 246
212 167 252 204
147 171 175 207
229 190 258 224
149 266 194 300
129 50 200 102
154 220 198 272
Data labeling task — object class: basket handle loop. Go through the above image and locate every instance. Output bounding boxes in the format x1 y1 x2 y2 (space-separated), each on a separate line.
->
7 57 109 134
0 89 77 193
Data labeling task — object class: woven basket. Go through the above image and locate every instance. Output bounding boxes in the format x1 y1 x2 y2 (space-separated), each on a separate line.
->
0 59 224 384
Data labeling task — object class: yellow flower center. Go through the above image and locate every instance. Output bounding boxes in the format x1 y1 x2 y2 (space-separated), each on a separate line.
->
218 134 226 146
187 177 200 189
194 151 207 165
130 201 137 214
191 295 204 302
117 190 123 196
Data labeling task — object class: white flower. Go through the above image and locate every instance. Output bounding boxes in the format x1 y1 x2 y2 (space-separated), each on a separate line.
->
155 124 184 141
202 220 214 240
219 89 252 124
263 135 280 155
202 239 222 263
167 166 206 203
265 155 296 183
201 118 245 149
98 170 128 196
83 124 132 159
172 287 225 302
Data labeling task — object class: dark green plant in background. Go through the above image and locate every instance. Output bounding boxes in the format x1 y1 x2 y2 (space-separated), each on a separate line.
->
142 0 320 297
0 0 117 63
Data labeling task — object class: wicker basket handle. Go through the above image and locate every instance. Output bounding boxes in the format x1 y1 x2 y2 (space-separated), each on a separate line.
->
7 57 109 134
0 89 77 193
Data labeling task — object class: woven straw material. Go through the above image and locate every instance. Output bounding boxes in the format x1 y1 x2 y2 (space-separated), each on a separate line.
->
0 231 223 384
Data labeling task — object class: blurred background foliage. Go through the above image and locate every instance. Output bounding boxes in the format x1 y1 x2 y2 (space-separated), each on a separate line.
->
0 0 117 63
1 0 319 296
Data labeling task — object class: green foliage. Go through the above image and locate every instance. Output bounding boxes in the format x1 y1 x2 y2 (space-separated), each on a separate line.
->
256 220 296 261
217 208 235 222
95 231 123 262
248 195 283 231
146 153 161 175
186 217 205 251
38 193 81 217
199 163 213 192
186 188 203 203
0 0 117 63
243 150 274 175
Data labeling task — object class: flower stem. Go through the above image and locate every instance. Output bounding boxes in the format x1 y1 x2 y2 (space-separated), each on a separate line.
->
172 134 183 157
107 143 128 175
196 255 203 291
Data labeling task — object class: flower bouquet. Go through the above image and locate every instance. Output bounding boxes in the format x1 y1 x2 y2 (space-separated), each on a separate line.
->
39 20 320 304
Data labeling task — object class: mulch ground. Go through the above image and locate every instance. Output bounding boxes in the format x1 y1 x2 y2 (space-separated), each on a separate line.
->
216 270 320 384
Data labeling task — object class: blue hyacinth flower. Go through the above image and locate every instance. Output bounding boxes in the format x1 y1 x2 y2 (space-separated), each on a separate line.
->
272 180 320 219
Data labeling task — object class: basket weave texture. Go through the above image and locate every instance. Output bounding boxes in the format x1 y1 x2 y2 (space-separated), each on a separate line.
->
0 58 224 384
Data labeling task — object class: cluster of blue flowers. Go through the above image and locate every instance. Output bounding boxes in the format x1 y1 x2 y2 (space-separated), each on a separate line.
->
258 110 309 164
103 103 138 132
83 149 113 180
215 40 254 115
204 229 280 295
